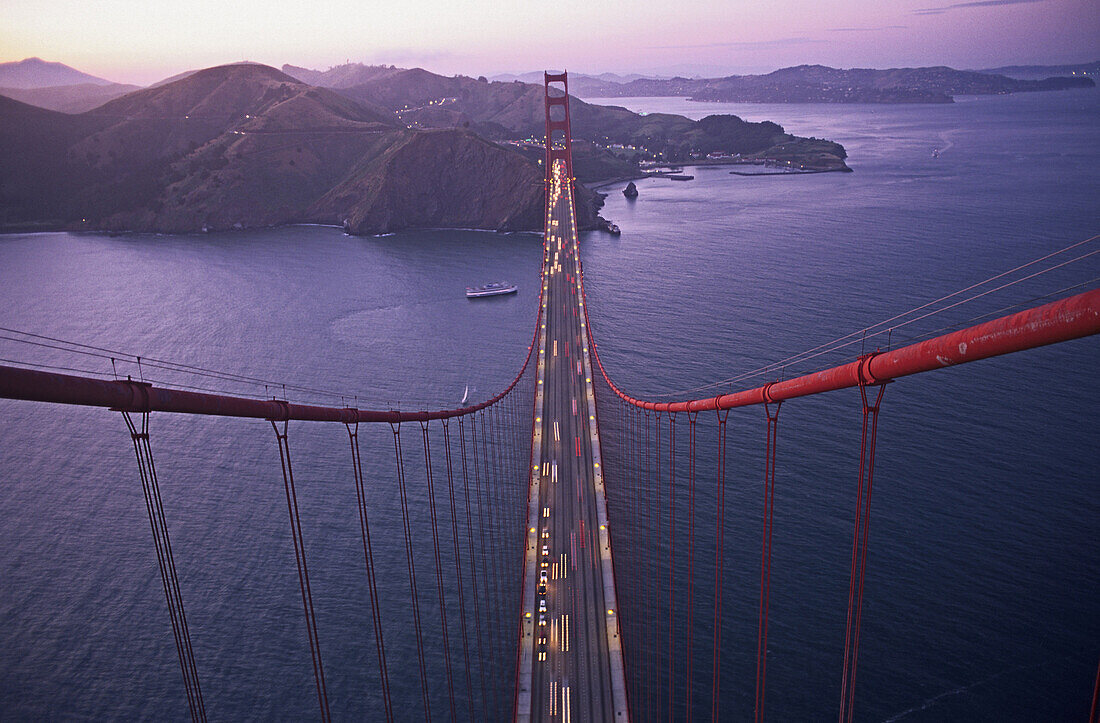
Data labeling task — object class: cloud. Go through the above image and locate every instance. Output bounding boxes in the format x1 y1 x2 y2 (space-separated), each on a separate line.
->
914 0 1046 15
828 25 909 31
649 37 826 51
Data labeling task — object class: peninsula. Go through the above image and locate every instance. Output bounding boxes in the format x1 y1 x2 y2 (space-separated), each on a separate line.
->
0 61 849 235
565 64 1096 104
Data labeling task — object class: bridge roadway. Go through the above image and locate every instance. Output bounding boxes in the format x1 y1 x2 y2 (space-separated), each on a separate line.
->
516 162 628 722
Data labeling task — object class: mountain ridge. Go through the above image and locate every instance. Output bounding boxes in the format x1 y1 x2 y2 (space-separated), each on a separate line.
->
565 63 1095 102
0 63 603 234
0 57 117 89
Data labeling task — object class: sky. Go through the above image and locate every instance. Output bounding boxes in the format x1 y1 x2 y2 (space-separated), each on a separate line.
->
1 0 1097 85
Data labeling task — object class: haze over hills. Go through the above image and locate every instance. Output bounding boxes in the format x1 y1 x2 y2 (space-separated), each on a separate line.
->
566 64 1095 102
975 60 1100 80
281 63 848 171
0 83 142 114
0 57 118 89
0 63 607 234
490 71 667 85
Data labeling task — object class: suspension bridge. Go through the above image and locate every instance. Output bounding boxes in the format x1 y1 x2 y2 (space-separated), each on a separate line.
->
0 71 1098 721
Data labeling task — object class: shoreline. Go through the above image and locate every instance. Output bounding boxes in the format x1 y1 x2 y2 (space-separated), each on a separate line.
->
729 167 853 177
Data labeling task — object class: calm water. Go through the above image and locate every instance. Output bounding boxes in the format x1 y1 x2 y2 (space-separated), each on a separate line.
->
1 89 1098 720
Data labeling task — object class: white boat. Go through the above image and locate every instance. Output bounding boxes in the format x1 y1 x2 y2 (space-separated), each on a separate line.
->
461 385 469 404
466 282 517 298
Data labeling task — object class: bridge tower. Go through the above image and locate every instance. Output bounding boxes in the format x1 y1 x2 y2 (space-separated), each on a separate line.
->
544 72 575 203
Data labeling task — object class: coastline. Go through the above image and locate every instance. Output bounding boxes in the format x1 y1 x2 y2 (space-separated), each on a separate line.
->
729 167 853 176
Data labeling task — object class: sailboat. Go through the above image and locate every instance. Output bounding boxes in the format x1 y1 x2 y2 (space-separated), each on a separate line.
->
461 384 469 405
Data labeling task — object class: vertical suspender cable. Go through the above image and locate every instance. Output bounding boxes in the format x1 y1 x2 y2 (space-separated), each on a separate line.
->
271 420 331 722
668 412 678 722
1090 659 1100 723
443 420 476 723
487 404 510 715
653 410 662 721
122 411 206 722
459 416 489 717
839 381 886 722
345 422 392 722
470 413 498 719
421 421 457 721
483 407 506 719
686 411 698 721
711 408 730 723
754 401 781 723
628 401 640 708
642 409 651 717
390 422 431 721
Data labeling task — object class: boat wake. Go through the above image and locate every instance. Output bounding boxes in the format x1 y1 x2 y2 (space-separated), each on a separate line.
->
881 658 1058 722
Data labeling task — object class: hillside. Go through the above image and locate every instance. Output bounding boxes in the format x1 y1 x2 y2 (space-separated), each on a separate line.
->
0 82 141 114
572 64 1095 103
976 61 1100 80
0 57 117 89
0 63 605 234
294 64 849 172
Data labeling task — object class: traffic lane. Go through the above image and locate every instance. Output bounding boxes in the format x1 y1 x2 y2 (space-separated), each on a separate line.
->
552 255 612 719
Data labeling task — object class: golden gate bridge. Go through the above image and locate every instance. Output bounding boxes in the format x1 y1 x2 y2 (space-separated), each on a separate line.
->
1 71 1098 722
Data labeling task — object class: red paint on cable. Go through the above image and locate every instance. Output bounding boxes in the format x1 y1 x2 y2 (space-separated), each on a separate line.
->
712 409 730 722
391 424 431 721
421 422 457 721
346 423 393 722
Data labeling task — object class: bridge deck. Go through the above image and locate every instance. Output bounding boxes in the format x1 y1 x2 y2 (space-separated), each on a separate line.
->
516 162 628 722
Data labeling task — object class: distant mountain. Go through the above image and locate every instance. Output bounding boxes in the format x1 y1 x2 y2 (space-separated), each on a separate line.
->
571 64 1095 103
0 63 606 234
488 71 550 84
487 71 670 96
291 63 848 171
0 58 117 89
0 82 140 113
975 61 1100 80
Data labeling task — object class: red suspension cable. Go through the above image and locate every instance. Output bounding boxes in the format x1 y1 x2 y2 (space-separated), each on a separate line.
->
644 409 654 723
839 381 887 722
391 423 431 721
755 401 781 723
668 411 677 722
442 420 476 723
345 422 392 722
271 420 331 722
686 411 698 721
470 413 499 719
458 416 489 717
654 410 662 720
712 408 730 722
421 421 457 721
122 411 206 722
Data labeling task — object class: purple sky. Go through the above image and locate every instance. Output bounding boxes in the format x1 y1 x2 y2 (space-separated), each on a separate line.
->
2 0 1097 85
